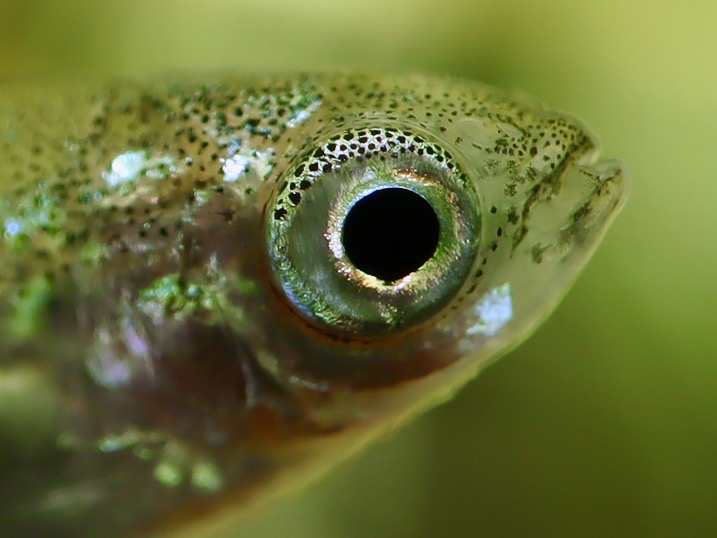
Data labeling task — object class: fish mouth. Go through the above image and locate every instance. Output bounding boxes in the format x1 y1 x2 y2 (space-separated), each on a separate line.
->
512 113 630 258
571 157 629 237
570 117 630 230
553 144 630 254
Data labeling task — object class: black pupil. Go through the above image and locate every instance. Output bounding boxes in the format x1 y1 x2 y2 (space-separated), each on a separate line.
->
342 188 440 282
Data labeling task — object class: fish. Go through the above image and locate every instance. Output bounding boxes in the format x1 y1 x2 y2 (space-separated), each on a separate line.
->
0 73 628 537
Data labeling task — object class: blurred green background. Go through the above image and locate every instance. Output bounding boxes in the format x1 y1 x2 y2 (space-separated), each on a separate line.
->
1 1 715 536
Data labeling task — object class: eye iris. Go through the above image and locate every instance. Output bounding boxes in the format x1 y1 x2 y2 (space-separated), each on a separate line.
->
342 188 439 282
267 126 482 336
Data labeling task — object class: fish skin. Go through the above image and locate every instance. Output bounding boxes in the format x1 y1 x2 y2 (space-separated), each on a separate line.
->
0 73 628 536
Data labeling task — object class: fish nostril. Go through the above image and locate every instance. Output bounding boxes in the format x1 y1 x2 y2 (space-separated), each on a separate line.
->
341 187 440 282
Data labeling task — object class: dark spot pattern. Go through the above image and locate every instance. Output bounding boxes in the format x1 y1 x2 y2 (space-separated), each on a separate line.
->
273 127 463 221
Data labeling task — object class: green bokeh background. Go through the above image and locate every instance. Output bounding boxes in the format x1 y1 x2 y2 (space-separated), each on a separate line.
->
1 1 715 536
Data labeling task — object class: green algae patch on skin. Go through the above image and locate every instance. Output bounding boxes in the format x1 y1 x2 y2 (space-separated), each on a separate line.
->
0 73 628 537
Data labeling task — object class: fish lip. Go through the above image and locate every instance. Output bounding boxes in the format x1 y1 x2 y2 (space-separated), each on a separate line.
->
584 157 630 222
570 115 630 189
553 155 630 256
560 114 631 228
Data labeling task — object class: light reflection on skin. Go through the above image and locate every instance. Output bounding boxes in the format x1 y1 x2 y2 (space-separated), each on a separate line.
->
466 283 513 337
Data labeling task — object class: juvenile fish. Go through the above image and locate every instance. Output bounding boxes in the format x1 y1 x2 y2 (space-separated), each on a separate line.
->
0 73 628 536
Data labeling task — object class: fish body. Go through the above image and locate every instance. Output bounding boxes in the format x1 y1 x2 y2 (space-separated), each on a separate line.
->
0 73 628 536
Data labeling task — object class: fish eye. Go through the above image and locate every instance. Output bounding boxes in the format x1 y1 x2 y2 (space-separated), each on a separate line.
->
266 127 482 337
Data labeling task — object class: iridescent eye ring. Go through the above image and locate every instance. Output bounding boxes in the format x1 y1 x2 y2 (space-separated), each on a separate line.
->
267 127 482 336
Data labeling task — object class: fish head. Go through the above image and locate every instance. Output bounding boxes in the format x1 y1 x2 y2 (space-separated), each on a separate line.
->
0 73 628 536
258 73 629 418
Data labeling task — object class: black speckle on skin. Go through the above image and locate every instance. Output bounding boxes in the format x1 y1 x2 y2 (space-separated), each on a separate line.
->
273 127 462 221
288 191 302 205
